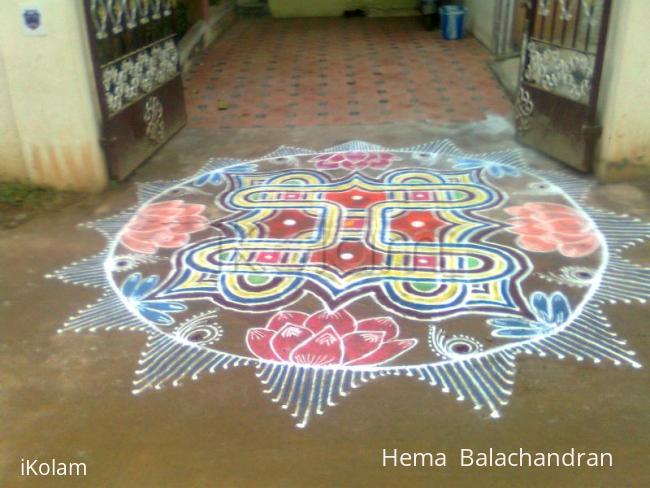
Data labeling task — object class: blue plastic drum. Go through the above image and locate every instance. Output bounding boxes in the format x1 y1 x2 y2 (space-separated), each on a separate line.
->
440 5 467 40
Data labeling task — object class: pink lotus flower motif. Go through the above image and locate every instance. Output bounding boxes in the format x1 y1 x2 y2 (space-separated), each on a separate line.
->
310 151 401 171
246 309 418 366
120 200 208 254
505 202 600 258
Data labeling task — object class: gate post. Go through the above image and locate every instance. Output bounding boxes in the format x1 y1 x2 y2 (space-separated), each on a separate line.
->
596 0 650 181
0 0 109 192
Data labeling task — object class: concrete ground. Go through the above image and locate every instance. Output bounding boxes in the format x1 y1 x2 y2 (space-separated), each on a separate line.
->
490 55 520 100
2 17 650 488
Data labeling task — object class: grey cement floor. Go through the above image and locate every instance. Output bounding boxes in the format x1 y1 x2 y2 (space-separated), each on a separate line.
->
491 56 520 100
2 118 650 487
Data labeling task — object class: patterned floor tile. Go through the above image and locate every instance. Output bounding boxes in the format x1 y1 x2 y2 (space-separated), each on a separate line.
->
184 17 512 128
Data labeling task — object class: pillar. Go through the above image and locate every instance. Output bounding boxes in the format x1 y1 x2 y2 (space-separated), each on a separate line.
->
0 0 109 192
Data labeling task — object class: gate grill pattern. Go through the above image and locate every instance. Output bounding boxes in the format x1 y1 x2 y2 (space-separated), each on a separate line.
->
89 0 174 39
85 0 186 180
524 0 604 103
516 0 611 172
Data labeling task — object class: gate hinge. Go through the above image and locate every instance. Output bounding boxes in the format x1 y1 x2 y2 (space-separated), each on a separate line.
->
581 124 602 136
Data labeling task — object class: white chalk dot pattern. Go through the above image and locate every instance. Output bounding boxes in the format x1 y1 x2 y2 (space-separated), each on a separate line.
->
50 139 649 428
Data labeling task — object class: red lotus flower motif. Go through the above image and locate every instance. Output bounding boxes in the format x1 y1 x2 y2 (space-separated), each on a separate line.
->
310 151 400 171
505 202 599 258
246 309 417 366
120 200 208 254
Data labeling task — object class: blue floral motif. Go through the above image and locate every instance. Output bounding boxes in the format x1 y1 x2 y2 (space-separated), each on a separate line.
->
193 163 257 187
121 273 186 325
488 291 571 338
453 158 521 178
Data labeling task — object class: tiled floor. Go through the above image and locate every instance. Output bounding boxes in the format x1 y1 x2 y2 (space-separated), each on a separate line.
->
184 17 512 128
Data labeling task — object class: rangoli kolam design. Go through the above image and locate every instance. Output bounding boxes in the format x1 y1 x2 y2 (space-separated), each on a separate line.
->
50 140 650 428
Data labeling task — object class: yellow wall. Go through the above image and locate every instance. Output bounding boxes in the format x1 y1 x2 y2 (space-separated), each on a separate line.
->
268 0 419 18
0 0 108 191
0 49 27 181
596 0 650 180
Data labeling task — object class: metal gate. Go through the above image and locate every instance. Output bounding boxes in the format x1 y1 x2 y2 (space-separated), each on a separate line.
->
515 0 611 172
84 0 187 180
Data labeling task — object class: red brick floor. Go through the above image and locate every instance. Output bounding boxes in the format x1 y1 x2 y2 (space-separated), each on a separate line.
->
184 17 512 129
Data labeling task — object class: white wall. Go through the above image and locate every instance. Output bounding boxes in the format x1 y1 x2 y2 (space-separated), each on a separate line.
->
464 0 498 51
596 0 650 180
0 0 108 191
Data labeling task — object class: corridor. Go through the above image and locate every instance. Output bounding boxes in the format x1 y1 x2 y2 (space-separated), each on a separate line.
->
184 17 511 129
